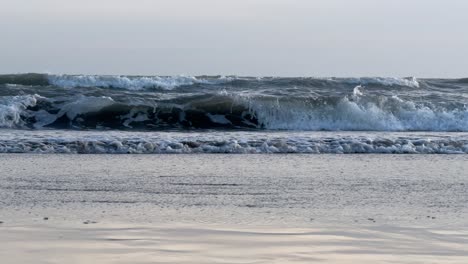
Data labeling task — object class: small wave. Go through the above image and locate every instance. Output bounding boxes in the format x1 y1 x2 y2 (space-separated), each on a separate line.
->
1 131 467 154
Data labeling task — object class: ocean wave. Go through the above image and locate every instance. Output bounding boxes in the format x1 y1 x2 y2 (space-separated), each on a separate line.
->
0 73 423 90
0 94 41 128
1 74 468 132
332 77 420 88
0 88 467 132
47 74 232 90
1 130 467 154
0 73 236 90
246 94 468 131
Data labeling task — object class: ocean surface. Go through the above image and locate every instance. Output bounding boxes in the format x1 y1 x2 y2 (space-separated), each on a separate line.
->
1 73 468 154
2 154 468 226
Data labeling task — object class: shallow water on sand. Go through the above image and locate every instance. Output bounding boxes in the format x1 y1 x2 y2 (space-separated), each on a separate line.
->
1 154 468 263
1 154 468 225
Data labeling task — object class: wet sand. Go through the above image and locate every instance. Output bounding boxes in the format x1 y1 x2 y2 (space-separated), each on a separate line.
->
2 223 468 264
1 154 468 263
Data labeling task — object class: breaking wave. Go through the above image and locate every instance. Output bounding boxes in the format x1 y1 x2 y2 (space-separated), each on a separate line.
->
0 91 467 132
0 73 234 90
327 77 420 88
0 73 420 90
0 73 467 132
47 74 233 90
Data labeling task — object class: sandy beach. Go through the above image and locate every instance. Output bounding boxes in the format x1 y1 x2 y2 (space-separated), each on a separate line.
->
2 223 468 264
1 154 467 263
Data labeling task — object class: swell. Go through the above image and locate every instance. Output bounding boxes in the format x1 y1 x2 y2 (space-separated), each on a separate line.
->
0 73 49 86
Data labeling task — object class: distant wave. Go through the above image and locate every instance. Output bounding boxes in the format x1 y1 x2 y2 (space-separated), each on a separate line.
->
0 73 421 90
326 77 420 88
0 73 235 90
47 74 235 90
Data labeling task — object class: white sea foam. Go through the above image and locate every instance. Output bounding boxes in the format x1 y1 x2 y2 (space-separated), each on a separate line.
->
329 77 420 88
243 94 468 131
45 75 420 90
0 95 40 128
47 75 231 90
1 130 467 154
353 85 364 97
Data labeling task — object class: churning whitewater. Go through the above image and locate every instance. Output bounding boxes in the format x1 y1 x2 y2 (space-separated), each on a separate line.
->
1 73 468 154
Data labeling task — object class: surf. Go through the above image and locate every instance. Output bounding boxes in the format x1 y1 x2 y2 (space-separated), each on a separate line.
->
1 74 467 132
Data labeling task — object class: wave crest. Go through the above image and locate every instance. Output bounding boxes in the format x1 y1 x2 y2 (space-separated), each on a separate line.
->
333 77 420 88
0 73 423 90
0 94 41 128
47 75 233 90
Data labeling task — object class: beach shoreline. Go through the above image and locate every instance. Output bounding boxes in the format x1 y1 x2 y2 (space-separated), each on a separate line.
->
2 221 468 264
1 154 468 263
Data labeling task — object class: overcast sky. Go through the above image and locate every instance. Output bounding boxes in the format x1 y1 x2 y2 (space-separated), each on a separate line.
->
1 0 467 77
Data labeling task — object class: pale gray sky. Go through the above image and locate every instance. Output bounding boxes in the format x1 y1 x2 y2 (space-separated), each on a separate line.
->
1 0 467 77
